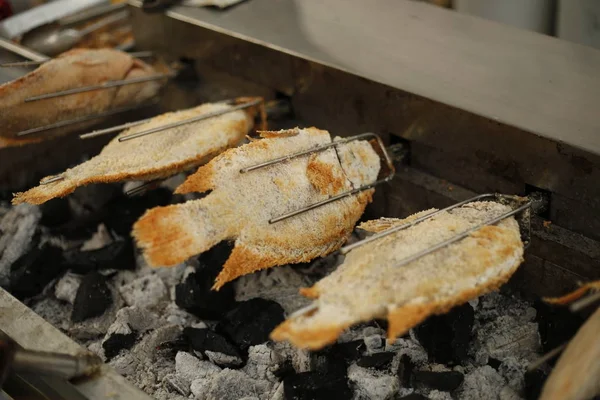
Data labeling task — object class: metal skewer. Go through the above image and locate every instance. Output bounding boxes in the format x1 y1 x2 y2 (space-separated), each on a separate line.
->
528 343 567 372
240 132 396 224
341 193 532 257
118 98 263 142
0 37 47 62
24 72 174 103
0 51 154 68
16 101 158 137
570 290 600 312
39 98 265 185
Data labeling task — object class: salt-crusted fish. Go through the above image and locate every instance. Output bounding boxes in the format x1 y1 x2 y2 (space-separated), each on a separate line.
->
132 127 381 289
271 202 525 349
539 306 600 400
13 99 260 205
539 280 600 400
0 48 164 145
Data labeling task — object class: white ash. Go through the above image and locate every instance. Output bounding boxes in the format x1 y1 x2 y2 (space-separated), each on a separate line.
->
244 344 280 382
193 369 275 400
119 274 169 309
107 306 160 335
388 337 429 366
472 315 540 365
30 296 72 331
80 223 113 251
235 265 313 314
162 374 191 397
348 363 399 400
428 390 454 400
206 350 243 367
0 203 41 286
497 356 529 393
456 366 511 400
270 340 312 373
136 325 182 360
270 382 285 400
364 335 384 353
54 272 81 304
176 351 221 383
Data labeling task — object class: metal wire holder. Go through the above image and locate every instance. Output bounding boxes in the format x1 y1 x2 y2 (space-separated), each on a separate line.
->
240 132 396 224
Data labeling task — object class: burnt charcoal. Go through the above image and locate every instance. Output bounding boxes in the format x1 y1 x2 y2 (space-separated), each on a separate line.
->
103 332 137 361
395 394 429 400
273 359 295 379
217 298 284 351
175 245 236 319
370 318 389 332
156 335 190 359
356 352 395 370
175 272 235 320
8 240 66 300
102 189 171 236
331 340 365 362
397 354 415 388
310 352 347 378
487 357 502 369
524 369 548 400
71 272 112 322
39 198 71 227
534 300 584 353
183 327 241 359
413 370 464 392
47 213 103 240
414 303 474 365
283 371 352 400
64 240 135 273
197 240 234 270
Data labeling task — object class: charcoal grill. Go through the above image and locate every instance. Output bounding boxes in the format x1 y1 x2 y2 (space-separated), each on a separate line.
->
0 0 599 399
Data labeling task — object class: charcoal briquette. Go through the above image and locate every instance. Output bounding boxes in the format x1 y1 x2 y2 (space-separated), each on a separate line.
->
71 271 113 322
103 332 137 361
356 352 395 370
216 298 284 351
283 371 352 400
413 370 464 392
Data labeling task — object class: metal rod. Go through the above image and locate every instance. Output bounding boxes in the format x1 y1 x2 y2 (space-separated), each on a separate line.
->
118 98 263 142
79 117 152 139
528 343 567 372
388 199 532 269
24 72 174 103
12 349 102 379
341 193 494 254
570 290 600 313
1 51 154 68
40 176 65 185
125 181 161 196
241 132 390 173
0 38 47 62
17 102 156 137
289 303 318 319
270 177 393 224
265 133 396 223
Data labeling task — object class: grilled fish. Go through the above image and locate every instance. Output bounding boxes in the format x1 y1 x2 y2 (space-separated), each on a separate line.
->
133 127 381 289
539 305 600 400
272 202 525 349
12 99 259 205
0 48 164 143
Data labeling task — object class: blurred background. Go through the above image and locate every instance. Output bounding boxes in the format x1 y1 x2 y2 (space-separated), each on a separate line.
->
418 0 600 50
